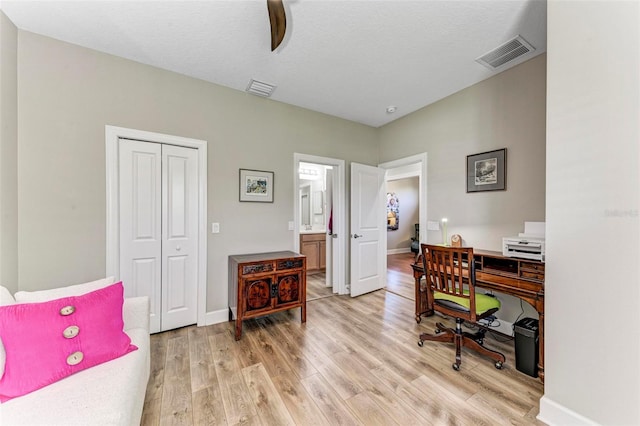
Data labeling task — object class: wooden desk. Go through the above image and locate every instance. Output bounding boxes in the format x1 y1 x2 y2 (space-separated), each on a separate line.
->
412 249 545 381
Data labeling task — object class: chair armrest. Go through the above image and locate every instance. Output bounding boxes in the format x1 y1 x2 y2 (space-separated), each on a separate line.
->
123 296 150 333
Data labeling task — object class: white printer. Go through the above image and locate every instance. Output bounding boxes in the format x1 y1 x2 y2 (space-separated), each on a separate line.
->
502 222 545 262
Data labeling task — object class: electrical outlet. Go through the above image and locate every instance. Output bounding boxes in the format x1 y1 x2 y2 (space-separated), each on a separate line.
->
288 221 294 231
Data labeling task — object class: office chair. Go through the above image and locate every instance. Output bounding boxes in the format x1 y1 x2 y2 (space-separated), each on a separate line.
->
418 244 505 371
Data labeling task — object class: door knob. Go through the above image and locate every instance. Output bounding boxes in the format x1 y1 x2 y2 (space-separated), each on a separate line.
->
176 246 182 251
352 234 363 239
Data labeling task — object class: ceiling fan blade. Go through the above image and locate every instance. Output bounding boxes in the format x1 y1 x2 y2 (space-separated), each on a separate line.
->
267 0 286 51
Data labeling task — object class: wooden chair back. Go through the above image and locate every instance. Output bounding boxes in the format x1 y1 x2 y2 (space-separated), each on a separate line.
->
421 244 478 322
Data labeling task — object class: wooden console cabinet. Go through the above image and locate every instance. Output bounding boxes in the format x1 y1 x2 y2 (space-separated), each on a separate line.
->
299 233 326 273
228 251 306 340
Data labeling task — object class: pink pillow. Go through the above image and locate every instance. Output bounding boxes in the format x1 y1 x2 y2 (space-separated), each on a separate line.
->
0 282 137 402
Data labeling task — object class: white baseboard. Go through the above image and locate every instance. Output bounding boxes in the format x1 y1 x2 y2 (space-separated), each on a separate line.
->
204 308 230 326
387 248 412 255
538 395 599 425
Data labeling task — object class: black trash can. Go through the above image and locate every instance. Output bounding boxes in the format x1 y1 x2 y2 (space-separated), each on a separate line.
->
514 317 539 377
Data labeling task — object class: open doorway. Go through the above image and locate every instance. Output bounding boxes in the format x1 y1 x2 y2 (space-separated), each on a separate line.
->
293 154 347 299
379 154 427 300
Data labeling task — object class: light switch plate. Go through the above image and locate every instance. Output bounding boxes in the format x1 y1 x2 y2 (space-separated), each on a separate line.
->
288 221 294 231
212 223 220 233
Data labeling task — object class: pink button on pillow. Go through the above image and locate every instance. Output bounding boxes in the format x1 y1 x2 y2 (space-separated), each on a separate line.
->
0 282 137 402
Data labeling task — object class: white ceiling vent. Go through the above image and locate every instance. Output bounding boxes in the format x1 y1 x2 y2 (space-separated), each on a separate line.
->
476 35 535 70
246 79 276 97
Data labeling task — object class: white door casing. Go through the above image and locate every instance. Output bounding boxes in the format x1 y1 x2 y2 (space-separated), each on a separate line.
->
350 162 386 297
119 139 162 332
106 125 207 331
325 167 334 289
161 144 198 331
293 153 346 295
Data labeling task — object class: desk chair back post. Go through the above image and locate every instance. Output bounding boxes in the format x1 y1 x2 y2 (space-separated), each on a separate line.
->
419 244 505 371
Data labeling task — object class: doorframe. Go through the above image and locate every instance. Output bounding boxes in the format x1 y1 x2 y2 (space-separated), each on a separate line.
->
379 153 428 252
105 125 208 327
293 153 347 295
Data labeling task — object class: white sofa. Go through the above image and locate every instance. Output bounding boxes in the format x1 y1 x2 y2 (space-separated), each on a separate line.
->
0 287 150 426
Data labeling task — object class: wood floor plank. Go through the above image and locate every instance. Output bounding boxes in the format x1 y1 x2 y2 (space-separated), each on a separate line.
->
271 374 331 426
146 332 169 403
192 386 227 426
241 363 296 426
141 395 162 426
300 373 362 426
160 333 194 425
344 392 397 426
189 325 219 393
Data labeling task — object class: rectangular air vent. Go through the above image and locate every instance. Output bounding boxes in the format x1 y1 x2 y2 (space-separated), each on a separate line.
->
246 79 276 97
476 35 535 70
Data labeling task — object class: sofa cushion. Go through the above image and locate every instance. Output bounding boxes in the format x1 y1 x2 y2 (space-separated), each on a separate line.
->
14 276 115 303
0 282 137 402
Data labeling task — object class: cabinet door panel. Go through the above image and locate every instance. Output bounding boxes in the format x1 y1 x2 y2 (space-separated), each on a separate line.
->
275 273 301 306
245 278 272 312
301 241 320 271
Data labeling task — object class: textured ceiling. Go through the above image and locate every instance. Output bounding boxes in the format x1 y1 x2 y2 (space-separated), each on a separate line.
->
0 0 547 127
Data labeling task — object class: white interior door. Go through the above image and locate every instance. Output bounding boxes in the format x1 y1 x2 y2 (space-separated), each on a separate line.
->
119 139 198 333
161 144 198 331
119 139 162 332
350 162 386 297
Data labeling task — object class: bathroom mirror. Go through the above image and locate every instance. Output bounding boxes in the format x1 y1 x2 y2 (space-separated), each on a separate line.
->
300 185 311 226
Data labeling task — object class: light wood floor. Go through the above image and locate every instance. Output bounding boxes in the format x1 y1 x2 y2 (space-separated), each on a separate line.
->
306 272 333 301
142 253 544 425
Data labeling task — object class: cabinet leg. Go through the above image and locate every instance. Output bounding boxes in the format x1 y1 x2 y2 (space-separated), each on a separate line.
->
301 302 307 323
235 319 242 341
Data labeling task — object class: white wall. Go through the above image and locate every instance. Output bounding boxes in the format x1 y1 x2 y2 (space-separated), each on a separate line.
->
0 11 18 293
15 31 379 314
539 1 640 425
386 177 418 252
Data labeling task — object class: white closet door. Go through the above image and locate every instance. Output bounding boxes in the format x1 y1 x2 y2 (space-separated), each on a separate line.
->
119 139 162 333
161 144 198 331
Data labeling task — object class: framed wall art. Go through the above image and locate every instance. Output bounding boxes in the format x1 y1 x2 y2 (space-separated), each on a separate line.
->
466 148 506 193
239 169 274 202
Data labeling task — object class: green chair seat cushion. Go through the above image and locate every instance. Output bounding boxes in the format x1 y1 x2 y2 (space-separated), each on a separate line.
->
434 290 500 315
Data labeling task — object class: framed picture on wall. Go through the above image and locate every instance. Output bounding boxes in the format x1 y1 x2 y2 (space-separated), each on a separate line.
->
239 169 274 202
466 148 506 192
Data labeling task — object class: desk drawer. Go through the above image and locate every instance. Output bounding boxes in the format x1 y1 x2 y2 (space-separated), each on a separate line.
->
521 261 545 272
520 270 545 281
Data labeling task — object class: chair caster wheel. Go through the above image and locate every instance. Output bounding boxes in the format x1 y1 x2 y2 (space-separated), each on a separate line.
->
418 340 424 347
452 363 460 371
495 361 503 369
435 329 441 334
475 339 484 345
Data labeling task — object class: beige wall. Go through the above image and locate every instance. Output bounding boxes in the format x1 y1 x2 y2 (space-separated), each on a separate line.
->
386 177 418 251
16 31 378 313
379 54 546 323
540 1 640 424
0 11 18 293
